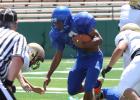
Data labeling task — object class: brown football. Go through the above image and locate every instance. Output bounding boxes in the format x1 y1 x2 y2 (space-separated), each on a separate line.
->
72 34 92 42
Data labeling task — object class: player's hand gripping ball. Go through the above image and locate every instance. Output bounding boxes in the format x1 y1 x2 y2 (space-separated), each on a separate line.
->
72 34 92 42
72 34 92 48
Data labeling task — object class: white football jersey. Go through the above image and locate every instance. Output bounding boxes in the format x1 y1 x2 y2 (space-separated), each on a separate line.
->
115 31 130 68
22 49 31 72
119 4 140 28
115 30 140 67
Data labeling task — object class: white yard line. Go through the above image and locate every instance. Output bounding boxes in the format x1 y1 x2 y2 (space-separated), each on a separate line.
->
16 90 68 94
17 87 67 91
23 68 123 75
16 87 68 94
21 77 120 81
59 60 123 64
23 71 69 75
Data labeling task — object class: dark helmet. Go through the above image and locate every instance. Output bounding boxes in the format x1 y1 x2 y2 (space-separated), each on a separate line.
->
0 8 17 22
51 6 72 32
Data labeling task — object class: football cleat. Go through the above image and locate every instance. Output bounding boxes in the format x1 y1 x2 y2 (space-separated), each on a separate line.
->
94 78 104 94
94 78 104 100
68 96 78 100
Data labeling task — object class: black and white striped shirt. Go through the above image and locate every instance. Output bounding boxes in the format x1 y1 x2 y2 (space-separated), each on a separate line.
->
0 27 27 82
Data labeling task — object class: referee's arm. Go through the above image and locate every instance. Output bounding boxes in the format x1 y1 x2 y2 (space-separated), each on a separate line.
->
7 56 24 81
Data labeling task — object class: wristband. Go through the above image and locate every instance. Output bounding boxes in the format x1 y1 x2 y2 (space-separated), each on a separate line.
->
4 79 13 87
105 66 112 73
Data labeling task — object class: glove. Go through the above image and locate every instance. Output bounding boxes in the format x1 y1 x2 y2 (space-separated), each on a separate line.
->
101 66 112 78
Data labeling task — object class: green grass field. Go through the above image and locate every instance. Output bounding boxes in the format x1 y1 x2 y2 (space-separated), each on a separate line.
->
14 57 123 100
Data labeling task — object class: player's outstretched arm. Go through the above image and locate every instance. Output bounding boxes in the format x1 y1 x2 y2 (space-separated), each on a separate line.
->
102 40 127 78
43 50 63 91
23 76 45 94
17 70 32 92
17 71 45 94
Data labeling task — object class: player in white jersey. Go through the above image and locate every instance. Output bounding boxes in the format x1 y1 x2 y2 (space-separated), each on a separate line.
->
97 1 140 99
17 43 45 94
119 0 140 68
118 0 140 99
101 23 140 100
0 8 28 100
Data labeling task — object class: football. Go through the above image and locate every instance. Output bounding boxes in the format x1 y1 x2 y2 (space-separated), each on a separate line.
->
72 34 92 42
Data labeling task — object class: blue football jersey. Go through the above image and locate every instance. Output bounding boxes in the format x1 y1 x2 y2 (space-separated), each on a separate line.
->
72 12 97 57
49 27 75 51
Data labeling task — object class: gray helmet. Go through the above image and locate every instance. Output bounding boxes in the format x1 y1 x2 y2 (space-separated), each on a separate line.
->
120 23 140 32
28 43 45 70
129 0 140 9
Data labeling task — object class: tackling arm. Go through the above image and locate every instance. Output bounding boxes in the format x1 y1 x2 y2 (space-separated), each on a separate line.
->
108 40 127 67
46 50 63 78
17 70 45 94
102 40 127 77
17 70 32 92
43 50 63 90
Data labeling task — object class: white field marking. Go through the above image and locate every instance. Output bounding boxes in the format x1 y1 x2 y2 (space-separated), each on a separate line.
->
112 68 123 70
16 87 68 94
16 90 68 94
21 77 120 81
66 67 123 70
23 68 123 75
16 87 67 91
22 71 69 75
16 87 84 94
63 61 75 63
60 60 123 64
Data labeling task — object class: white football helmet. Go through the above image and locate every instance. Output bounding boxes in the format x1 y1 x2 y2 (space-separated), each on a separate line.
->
129 0 140 9
28 43 45 70
120 23 140 32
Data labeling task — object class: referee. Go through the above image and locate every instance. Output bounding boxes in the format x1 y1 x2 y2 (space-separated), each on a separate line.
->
0 8 27 100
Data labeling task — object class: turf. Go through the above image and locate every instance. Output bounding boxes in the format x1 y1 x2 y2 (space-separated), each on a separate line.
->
15 57 123 100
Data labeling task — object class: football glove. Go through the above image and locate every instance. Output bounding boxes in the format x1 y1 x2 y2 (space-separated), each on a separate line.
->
101 66 112 78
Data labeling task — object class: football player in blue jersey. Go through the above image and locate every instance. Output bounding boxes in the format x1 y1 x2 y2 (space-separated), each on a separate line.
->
43 5 74 92
43 6 103 100
68 11 103 100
